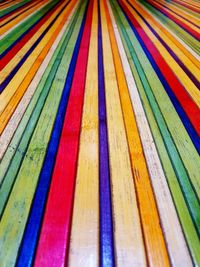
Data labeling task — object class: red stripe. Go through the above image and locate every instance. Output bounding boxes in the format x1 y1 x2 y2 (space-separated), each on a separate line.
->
146 0 200 39
120 0 200 136
33 1 93 266
0 0 64 71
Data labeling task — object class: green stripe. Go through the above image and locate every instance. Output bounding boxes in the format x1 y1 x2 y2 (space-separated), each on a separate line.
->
110 0 200 264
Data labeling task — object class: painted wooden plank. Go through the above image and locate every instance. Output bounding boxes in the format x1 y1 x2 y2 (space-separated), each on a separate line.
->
149 0 200 30
0 0 41 26
118 0 200 225
98 1 115 265
135 2 200 69
118 1 200 181
0 1 50 40
154 0 200 26
142 0 200 39
127 1 200 83
0 0 71 84
68 1 99 266
0 0 31 18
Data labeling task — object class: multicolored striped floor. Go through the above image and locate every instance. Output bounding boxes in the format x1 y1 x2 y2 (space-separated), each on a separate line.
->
0 0 199 266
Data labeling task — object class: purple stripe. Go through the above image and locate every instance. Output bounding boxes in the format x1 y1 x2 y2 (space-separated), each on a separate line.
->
98 1 115 266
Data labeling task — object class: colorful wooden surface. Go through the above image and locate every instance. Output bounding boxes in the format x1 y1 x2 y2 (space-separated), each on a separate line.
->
0 0 199 266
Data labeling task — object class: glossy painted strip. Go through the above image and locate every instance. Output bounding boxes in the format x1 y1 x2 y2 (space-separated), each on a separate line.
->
119 0 200 155
0 0 41 24
0 0 64 71
0 0 31 18
144 0 200 39
0 1 50 39
108 1 196 266
0 1 76 161
127 1 200 80
0 1 72 96
98 1 115 266
0 0 71 94
138 0 199 54
0 5 85 267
